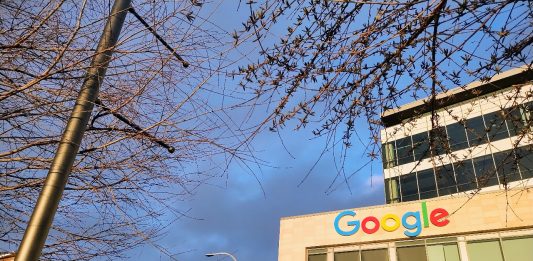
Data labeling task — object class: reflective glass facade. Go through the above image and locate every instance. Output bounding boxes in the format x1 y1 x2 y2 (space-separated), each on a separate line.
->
383 100 533 203
385 145 533 203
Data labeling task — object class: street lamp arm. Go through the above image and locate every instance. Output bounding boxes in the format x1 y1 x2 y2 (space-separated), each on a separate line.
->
205 252 237 261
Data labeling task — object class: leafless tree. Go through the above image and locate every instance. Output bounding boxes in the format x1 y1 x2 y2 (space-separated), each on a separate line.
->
236 0 532 191
1 0 532 258
1 1 254 259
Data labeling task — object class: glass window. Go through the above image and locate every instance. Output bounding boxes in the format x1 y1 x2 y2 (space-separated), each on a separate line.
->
501 236 533 261
427 244 461 261
309 254 327 261
517 145 533 179
483 110 509 141
429 126 448 156
397 246 427 261
309 248 327 261
385 177 400 204
465 116 488 147
417 168 437 199
396 137 414 165
382 142 397 168
467 240 504 261
506 105 527 136
412 132 430 161
335 251 360 261
400 173 419 202
493 149 521 184
435 164 458 196
446 122 468 151
473 154 498 187
454 159 477 192
361 249 388 261
523 101 533 127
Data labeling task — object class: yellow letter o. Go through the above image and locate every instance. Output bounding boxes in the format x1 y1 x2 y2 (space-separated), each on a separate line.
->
381 214 401 232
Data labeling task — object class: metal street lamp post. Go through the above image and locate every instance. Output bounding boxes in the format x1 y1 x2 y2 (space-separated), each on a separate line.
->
15 1 132 260
15 0 189 260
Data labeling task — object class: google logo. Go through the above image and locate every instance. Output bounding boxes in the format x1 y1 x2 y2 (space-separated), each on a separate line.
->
334 202 449 237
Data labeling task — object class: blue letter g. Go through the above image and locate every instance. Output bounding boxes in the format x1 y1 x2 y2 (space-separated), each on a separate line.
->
334 210 360 236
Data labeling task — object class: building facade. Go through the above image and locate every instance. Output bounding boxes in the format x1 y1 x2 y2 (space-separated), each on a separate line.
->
278 67 533 261
381 67 533 204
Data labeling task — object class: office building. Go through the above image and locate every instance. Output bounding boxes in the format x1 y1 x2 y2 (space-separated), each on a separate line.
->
278 67 533 261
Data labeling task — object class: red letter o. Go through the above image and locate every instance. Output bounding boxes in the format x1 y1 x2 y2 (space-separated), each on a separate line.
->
361 216 380 234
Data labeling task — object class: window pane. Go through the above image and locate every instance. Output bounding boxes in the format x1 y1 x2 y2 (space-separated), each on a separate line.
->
443 244 461 261
435 164 458 196
396 137 414 165
502 236 533 261
361 249 388 261
506 105 527 136
335 251 360 261
418 168 437 199
465 116 488 147
467 240 503 261
401 173 419 202
382 142 397 168
397 246 427 261
517 145 533 179
454 159 477 191
523 101 533 127
429 126 448 156
446 122 468 151
473 154 498 187
427 244 460 261
493 149 521 184
309 254 327 261
385 177 400 204
413 132 430 161
427 245 445 261
484 110 509 141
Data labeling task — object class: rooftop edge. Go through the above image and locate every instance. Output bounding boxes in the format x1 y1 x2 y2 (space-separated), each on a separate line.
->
381 66 533 127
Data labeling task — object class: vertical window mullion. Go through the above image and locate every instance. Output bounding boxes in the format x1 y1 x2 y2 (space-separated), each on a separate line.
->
410 135 415 163
424 239 429 261
398 175 403 202
502 108 512 139
434 166 440 197
415 172 421 201
393 140 400 166
499 237 506 261
480 111 490 145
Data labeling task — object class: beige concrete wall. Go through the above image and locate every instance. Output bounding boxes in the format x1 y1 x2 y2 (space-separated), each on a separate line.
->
278 188 533 261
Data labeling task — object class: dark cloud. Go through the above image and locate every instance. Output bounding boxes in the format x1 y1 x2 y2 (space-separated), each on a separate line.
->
127 129 385 261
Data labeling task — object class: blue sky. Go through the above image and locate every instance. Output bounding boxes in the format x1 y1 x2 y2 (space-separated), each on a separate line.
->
122 2 388 260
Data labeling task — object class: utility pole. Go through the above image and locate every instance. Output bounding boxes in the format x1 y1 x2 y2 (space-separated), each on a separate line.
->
16 0 132 260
